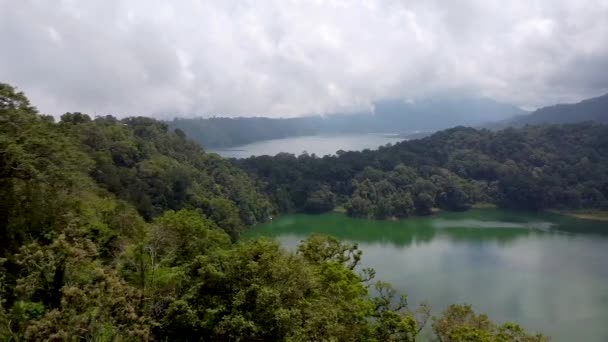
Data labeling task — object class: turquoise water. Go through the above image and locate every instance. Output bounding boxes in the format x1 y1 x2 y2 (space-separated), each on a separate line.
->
248 209 608 341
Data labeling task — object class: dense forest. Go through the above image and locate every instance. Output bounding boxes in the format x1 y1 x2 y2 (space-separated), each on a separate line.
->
169 97 525 148
236 123 608 219
0 83 547 340
170 116 323 148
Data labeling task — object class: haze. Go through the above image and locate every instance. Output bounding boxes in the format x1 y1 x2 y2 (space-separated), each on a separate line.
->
1 0 607 118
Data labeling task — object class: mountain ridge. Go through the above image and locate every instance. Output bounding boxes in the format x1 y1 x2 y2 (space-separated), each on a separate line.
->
493 93 608 128
169 96 527 148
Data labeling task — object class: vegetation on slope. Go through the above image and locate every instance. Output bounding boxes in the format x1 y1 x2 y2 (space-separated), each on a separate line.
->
59 112 273 237
236 124 608 219
0 83 546 340
495 93 608 128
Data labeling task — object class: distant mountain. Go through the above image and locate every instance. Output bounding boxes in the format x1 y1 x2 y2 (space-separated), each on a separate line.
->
370 97 528 131
496 93 608 127
169 97 527 148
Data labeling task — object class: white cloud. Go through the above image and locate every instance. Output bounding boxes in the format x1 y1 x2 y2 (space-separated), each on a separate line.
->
1 0 607 118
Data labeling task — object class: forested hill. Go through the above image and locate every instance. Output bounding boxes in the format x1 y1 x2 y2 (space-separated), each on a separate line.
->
169 97 526 148
1 86 278 250
496 93 608 127
1 82 548 340
1 87 273 243
236 123 608 218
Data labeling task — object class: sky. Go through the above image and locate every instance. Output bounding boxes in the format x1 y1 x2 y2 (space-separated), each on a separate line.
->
1 0 607 118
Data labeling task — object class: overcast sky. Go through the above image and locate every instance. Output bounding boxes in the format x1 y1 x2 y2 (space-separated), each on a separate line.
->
1 0 607 118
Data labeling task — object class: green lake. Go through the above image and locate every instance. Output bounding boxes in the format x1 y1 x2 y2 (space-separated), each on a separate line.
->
247 209 608 341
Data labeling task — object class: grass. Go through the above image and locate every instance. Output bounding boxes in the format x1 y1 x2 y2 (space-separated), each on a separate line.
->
549 209 608 221
472 203 498 209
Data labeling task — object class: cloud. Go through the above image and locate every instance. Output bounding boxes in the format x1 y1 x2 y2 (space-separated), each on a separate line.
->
1 0 607 118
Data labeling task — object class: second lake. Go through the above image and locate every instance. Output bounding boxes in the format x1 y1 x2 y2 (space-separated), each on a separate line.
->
210 133 404 158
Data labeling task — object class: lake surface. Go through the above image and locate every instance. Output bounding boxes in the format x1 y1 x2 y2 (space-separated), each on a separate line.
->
247 209 608 341
210 133 404 158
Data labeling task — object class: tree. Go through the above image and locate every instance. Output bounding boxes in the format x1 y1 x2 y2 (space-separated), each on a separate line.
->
0 85 93 255
304 186 336 213
297 234 362 270
432 304 547 342
148 209 231 267
437 184 472 211
391 192 415 218
390 164 418 189
204 198 246 240
498 174 546 210
0 83 36 113
374 197 394 219
158 238 371 341
347 196 373 218
414 193 435 216
9 228 149 340
371 281 430 342
59 112 92 125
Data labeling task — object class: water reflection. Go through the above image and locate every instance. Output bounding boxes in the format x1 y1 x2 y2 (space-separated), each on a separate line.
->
211 133 403 158
249 209 608 341
252 213 561 248
432 218 555 231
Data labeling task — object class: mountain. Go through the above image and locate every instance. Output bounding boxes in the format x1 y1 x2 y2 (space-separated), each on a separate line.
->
497 93 608 127
369 97 527 130
169 97 527 148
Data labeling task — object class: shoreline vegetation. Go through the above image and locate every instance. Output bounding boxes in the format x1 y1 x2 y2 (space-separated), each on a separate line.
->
288 206 608 224
549 209 608 221
472 203 498 209
236 123 608 225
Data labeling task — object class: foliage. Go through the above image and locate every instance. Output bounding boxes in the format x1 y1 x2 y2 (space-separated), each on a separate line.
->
237 124 608 218
62 114 273 230
297 234 362 270
0 83 93 253
304 185 337 213
433 304 549 342
0 83 549 340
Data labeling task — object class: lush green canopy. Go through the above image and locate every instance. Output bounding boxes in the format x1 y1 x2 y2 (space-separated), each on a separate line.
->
0 83 548 340
236 123 608 219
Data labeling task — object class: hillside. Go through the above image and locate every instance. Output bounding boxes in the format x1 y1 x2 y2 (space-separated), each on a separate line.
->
0 83 548 340
169 97 527 148
0 84 273 248
236 123 608 218
497 93 608 127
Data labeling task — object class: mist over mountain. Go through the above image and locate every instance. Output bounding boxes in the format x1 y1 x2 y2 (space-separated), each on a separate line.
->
487 93 608 130
170 96 527 148
500 93 608 127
